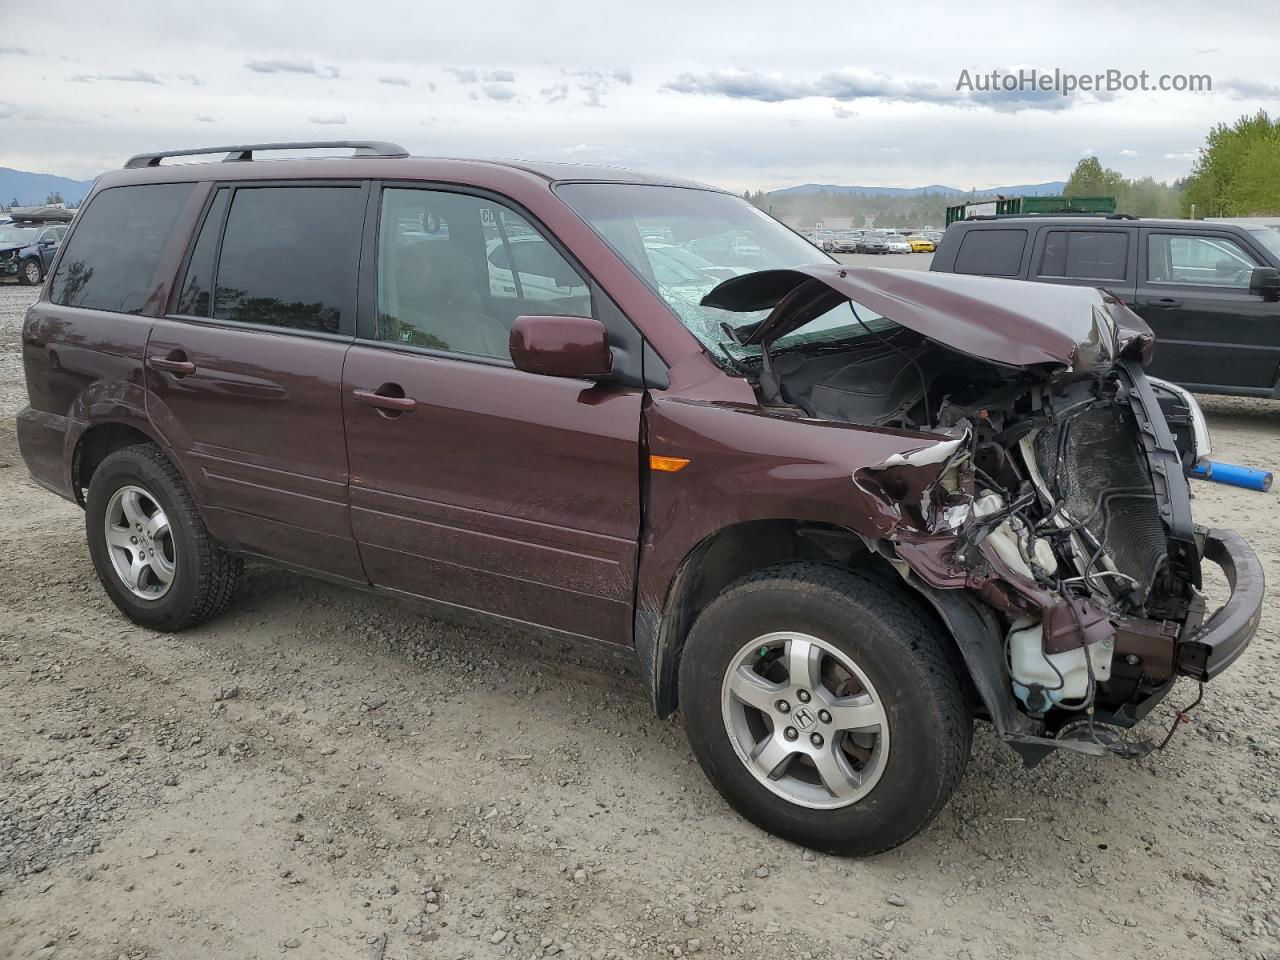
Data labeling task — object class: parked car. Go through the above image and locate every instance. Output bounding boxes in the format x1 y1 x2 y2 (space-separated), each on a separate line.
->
1 218 69 285
886 236 913 254
828 233 862 254
931 216 1280 397
18 141 1260 856
859 233 890 254
906 235 936 253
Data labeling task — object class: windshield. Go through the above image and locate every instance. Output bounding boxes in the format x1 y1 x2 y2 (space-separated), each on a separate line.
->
0 225 38 245
557 182 899 362
1246 226 1280 260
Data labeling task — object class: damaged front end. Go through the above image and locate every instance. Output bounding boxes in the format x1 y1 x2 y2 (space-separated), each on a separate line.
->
703 266 1263 762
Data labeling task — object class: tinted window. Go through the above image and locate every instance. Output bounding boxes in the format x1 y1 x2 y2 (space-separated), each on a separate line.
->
1148 234 1258 287
175 189 229 317
376 188 591 360
954 229 1026 277
213 186 363 334
50 183 193 313
1039 230 1128 281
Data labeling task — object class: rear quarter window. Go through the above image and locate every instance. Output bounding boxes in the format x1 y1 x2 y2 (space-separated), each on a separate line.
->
953 228 1027 277
49 183 194 313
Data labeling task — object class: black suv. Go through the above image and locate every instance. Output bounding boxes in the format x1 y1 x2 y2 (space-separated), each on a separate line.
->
931 216 1280 397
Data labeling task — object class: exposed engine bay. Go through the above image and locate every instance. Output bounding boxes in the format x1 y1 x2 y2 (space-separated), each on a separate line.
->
756 326 1208 752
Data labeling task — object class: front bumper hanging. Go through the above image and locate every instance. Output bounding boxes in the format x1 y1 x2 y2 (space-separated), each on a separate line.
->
1176 527 1264 681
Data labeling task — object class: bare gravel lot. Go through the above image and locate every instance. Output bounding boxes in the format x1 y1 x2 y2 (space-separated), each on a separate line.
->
1 281 1278 960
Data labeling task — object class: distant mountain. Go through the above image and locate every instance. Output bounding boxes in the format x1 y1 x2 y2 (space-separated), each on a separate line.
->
0 167 95 208
769 180 1068 198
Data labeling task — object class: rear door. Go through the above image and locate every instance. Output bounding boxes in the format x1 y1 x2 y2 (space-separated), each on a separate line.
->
1028 226 1137 299
1134 229 1279 393
146 182 367 581
341 184 643 643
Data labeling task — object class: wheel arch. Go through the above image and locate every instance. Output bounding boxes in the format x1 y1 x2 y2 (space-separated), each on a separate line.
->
640 519 1015 735
71 419 189 507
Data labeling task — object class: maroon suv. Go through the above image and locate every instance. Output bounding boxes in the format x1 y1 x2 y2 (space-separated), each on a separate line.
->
17 141 1262 855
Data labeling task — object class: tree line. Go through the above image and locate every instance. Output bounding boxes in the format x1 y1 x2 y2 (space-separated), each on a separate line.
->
750 109 1279 224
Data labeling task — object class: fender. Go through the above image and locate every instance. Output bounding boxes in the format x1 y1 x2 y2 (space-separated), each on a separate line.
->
636 394 972 714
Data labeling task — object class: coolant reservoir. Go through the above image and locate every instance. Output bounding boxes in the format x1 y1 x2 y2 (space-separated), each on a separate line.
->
1008 618 1114 705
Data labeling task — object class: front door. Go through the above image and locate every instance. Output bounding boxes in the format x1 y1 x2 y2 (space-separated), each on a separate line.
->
1135 229 1280 393
146 183 367 581
342 185 643 643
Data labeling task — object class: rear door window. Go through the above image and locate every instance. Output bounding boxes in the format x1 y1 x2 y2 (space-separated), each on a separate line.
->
208 186 364 334
49 183 194 313
953 229 1026 277
174 189 229 317
1038 230 1128 281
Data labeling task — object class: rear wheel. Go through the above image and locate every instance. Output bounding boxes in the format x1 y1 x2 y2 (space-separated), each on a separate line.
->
19 258 42 285
679 562 972 856
85 443 241 631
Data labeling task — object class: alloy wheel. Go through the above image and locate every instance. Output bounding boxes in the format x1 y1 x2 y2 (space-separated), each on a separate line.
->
720 631 889 809
103 485 176 600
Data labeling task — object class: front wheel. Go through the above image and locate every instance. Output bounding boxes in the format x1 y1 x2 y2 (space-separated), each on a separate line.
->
679 562 972 856
18 258 43 285
85 443 242 631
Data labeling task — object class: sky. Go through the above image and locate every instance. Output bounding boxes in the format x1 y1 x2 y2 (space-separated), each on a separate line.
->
1 0 1277 193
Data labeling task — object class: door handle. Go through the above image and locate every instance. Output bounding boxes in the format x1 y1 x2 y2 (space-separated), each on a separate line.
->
1149 297 1182 308
148 353 196 376
352 386 417 413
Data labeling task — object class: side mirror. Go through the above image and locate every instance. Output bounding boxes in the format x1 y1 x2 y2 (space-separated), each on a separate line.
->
1249 266 1280 301
510 315 613 379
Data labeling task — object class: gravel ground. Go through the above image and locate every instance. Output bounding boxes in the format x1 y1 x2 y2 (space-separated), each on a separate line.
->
0 281 1277 960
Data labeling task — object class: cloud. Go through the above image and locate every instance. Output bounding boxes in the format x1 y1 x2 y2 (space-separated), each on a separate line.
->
832 106 856 119
569 68 632 107
664 67 1091 112
1119 148 1139 157
379 75 410 86
309 114 347 125
663 70 808 103
446 68 479 83
177 73 203 86
195 114 215 122
1164 150 1197 161
0 101 18 120
0 45 32 55
1221 78 1280 99
483 69 516 83
246 58 339 79
480 83 517 102
1082 146 1096 155
541 82 569 103
71 69 164 85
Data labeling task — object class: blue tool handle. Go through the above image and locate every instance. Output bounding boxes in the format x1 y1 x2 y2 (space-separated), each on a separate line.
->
1191 460 1272 492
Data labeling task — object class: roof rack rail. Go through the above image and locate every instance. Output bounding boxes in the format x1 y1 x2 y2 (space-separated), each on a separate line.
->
123 140 409 169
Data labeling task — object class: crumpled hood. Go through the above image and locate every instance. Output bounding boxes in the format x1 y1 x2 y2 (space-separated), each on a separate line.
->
701 264 1153 370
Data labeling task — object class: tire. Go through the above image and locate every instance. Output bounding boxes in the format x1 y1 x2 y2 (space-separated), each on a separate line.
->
85 443 241 631
678 561 972 856
18 258 42 286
